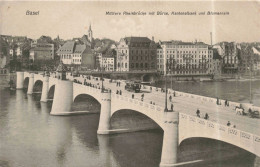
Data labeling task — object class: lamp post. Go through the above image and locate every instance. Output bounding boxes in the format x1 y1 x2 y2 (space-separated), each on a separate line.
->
101 67 104 93
164 60 170 112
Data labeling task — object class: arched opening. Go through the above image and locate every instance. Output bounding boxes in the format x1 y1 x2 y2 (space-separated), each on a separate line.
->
110 109 162 133
72 94 101 113
109 109 164 166
47 85 55 100
142 74 154 82
179 137 256 166
23 77 29 91
33 80 43 100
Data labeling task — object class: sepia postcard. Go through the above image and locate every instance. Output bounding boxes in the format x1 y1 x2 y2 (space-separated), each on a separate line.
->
0 1 260 167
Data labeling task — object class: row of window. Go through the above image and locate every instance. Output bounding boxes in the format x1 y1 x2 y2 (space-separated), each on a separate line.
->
165 45 208 49
118 49 156 55
117 62 156 69
130 55 155 61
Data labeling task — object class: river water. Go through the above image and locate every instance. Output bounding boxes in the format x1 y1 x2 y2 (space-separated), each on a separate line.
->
0 79 259 167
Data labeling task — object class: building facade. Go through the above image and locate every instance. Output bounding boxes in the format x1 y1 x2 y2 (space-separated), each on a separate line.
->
29 42 54 62
159 41 214 76
101 55 115 71
214 42 239 74
116 37 157 72
57 41 95 70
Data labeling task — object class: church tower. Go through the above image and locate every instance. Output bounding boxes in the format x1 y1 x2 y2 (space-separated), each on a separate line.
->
88 23 93 43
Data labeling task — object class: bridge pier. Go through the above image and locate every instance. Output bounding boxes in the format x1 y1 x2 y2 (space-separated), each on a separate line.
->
254 156 260 167
16 72 24 89
160 112 179 167
27 73 34 95
50 80 73 115
40 76 49 102
97 92 111 134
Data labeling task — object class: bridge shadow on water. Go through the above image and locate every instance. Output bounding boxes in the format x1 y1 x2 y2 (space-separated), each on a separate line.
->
178 138 256 167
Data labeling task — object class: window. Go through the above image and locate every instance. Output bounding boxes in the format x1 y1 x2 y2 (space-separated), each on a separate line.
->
125 63 127 68
136 63 139 68
140 63 143 68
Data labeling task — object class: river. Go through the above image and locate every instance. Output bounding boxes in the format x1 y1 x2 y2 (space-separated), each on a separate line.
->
0 79 259 167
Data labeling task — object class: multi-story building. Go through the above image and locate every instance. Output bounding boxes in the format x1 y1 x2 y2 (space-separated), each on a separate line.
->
116 37 157 72
157 44 164 74
57 41 95 70
95 52 103 70
101 55 115 71
29 42 54 62
214 42 239 74
159 41 214 76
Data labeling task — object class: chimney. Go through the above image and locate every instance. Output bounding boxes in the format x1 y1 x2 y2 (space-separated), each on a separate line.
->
152 36 154 41
210 32 212 46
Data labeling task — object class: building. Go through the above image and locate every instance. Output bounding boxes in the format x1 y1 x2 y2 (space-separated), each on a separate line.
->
29 42 54 62
214 42 239 74
159 41 214 76
95 52 103 70
157 44 164 74
116 37 157 72
57 41 95 70
212 48 222 77
101 55 115 71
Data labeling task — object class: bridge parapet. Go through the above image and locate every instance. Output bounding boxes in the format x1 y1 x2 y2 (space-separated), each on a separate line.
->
179 113 260 157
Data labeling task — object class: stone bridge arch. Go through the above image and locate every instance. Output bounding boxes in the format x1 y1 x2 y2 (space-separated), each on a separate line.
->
110 94 165 130
110 109 163 132
179 113 260 157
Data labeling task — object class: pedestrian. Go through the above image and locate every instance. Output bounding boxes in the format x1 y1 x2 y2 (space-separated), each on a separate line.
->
227 121 231 126
150 101 152 104
169 95 172 102
132 94 134 99
141 93 144 99
196 109 200 117
119 90 122 95
204 113 209 120
150 87 152 92
153 102 155 105
227 101 229 107
116 90 119 94
233 125 236 128
171 103 174 111
225 100 227 107
173 91 176 97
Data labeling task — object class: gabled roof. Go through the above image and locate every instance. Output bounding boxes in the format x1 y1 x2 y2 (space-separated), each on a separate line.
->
74 45 86 54
124 37 151 44
57 41 75 54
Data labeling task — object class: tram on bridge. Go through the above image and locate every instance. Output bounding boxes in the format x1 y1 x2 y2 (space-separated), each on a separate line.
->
125 81 141 93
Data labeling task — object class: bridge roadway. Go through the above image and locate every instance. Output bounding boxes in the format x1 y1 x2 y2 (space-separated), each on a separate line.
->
73 76 260 136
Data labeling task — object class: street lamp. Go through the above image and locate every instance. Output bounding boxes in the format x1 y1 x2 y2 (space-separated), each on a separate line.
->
101 67 104 93
164 61 168 112
248 64 252 104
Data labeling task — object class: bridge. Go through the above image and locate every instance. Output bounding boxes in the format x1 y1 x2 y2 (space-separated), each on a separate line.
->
16 71 260 167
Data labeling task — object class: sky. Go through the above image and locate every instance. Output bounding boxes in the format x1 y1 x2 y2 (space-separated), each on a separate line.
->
0 1 260 44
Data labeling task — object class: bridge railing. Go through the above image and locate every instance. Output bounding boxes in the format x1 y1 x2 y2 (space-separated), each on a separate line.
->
179 112 260 156
53 73 260 113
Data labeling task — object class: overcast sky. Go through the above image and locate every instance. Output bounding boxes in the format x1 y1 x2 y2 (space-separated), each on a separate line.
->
0 1 260 44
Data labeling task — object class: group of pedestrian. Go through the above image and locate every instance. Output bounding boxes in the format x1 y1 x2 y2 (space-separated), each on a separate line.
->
116 90 122 95
150 101 155 105
227 121 236 128
196 109 209 120
216 97 221 105
116 82 121 87
224 100 229 107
